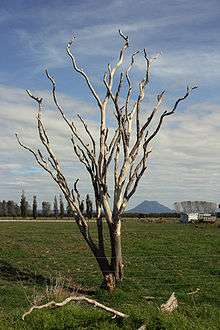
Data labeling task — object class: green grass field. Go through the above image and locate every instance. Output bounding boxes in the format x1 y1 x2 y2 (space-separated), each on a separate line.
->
0 219 219 329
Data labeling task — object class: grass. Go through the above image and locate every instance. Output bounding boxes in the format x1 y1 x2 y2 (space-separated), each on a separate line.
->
0 219 219 329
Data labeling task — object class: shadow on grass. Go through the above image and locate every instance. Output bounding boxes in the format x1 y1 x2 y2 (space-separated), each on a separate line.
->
0 259 95 295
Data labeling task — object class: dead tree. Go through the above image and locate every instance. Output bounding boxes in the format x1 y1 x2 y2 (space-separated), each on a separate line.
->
16 31 197 291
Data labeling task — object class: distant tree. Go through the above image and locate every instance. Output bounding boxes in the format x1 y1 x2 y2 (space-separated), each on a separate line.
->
32 195 37 219
0 202 3 216
1 201 20 218
42 201 51 217
7 200 16 218
86 194 93 219
2 200 7 217
20 191 28 218
59 195 65 218
53 195 59 219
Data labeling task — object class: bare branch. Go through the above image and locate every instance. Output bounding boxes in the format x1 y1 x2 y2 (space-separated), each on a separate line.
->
160 292 178 313
105 130 120 170
125 51 139 120
45 69 76 132
15 134 65 192
71 138 93 175
73 179 81 206
77 114 96 155
143 49 161 84
115 72 124 103
26 90 42 104
16 134 48 173
144 86 197 148
46 69 98 178
118 29 128 41
114 144 120 187
187 288 200 295
102 29 129 101
122 149 152 208
132 50 161 139
22 295 129 320
45 69 95 163
113 30 129 74
66 37 102 109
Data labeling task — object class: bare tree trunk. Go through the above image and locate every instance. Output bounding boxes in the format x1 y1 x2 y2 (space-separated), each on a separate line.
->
100 272 116 292
96 203 105 252
94 202 116 292
78 223 115 292
109 219 123 282
98 252 116 292
98 217 123 292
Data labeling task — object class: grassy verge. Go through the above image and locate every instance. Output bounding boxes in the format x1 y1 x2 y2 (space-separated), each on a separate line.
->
0 220 219 329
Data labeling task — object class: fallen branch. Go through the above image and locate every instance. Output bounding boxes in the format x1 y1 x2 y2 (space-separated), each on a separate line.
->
143 296 155 300
160 292 178 313
187 288 200 295
138 325 146 330
22 295 129 320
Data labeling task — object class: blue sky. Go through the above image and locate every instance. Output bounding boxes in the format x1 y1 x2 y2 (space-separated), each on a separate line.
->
0 0 219 208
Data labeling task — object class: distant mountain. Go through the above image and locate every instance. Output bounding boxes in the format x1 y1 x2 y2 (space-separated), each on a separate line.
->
127 200 173 214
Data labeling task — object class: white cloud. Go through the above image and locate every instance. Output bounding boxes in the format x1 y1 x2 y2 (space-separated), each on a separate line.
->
135 50 220 89
12 0 220 72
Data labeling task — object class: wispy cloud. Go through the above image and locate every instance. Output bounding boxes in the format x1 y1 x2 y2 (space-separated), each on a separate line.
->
10 0 220 70
136 51 220 87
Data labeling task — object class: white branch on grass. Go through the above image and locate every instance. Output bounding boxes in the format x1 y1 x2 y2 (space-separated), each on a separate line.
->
22 295 129 320
160 292 178 313
187 288 200 295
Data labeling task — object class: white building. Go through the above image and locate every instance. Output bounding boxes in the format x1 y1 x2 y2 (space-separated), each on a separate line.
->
174 201 217 224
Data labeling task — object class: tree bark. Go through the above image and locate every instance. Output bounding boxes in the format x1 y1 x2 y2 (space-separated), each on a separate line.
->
109 219 123 282
97 251 116 292
98 219 123 292
101 272 116 292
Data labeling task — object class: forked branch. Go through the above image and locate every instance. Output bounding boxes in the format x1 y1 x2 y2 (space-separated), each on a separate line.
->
66 36 102 109
22 295 129 320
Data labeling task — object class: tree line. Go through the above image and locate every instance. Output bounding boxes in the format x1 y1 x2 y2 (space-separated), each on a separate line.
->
0 191 93 219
